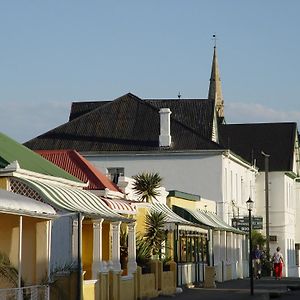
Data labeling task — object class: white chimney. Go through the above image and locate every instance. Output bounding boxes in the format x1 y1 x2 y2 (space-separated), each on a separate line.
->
159 108 172 147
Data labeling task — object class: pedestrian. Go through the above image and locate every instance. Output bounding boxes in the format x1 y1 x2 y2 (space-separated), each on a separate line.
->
272 246 284 280
252 245 262 279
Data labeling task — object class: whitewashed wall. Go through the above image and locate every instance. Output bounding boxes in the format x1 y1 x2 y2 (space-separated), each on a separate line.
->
84 151 255 226
256 172 298 276
85 152 223 201
221 154 256 223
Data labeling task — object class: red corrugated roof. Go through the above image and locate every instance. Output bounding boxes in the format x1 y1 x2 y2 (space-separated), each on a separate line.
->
36 149 121 192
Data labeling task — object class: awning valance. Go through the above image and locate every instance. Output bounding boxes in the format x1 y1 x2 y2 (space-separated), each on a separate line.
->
18 178 130 222
151 201 207 233
0 189 56 219
102 198 137 215
173 205 244 234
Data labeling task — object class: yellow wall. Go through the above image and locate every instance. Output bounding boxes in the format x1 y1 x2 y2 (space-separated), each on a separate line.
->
82 223 93 280
0 178 9 190
0 214 49 286
0 214 19 272
167 196 216 212
22 217 38 284
102 222 110 261
83 280 97 300
36 221 49 283
135 207 148 235
120 277 135 300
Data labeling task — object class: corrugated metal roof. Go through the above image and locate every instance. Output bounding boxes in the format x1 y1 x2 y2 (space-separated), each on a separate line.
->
0 132 81 183
36 150 121 191
0 189 56 218
18 177 131 222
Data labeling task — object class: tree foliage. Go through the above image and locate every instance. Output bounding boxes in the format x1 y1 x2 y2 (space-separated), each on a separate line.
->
144 211 167 256
132 172 162 202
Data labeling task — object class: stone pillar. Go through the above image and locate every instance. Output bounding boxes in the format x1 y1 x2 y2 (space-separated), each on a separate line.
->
92 219 107 278
111 221 121 272
127 222 137 275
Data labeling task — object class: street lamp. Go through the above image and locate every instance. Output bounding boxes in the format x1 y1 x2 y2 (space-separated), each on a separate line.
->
247 197 254 295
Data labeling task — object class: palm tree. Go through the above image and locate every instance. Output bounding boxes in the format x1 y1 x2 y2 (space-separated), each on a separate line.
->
132 172 162 203
144 211 167 257
0 252 18 288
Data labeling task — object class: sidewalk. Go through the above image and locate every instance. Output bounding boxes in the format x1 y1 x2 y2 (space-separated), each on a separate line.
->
156 277 300 300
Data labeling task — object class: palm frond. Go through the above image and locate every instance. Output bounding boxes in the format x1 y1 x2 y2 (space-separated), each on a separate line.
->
132 172 162 202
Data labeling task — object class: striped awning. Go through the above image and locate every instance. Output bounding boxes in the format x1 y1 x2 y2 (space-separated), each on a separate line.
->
173 205 244 234
102 198 137 215
151 201 207 233
18 178 130 222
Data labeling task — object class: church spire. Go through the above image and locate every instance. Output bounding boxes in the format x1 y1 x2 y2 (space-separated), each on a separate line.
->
208 41 224 119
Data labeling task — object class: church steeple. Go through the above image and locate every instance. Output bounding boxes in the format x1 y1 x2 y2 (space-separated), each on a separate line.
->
208 44 224 119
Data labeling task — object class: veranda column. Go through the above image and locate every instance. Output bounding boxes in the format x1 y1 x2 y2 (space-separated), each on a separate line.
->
237 234 243 278
213 230 221 264
220 230 227 281
92 219 106 278
127 222 137 276
18 216 23 300
47 220 52 281
72 219 79 260
111 221 122 271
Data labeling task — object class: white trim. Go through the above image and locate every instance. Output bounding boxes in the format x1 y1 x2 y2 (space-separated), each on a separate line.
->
47 220 52 285
0 161 87 188
18 216 23 290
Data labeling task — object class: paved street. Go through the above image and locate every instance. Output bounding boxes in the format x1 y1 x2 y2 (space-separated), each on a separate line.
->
156 277 300 300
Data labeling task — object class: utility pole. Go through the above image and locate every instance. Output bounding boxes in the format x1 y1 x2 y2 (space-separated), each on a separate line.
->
262 151 270 269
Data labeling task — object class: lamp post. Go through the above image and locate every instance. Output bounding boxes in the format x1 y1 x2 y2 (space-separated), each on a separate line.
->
247 197 254 296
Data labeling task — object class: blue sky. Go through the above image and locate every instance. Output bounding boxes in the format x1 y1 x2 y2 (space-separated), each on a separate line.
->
1 0 300 142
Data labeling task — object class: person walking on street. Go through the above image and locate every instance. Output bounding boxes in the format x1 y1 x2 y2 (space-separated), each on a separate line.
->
252 245 262 279
273 246 284 280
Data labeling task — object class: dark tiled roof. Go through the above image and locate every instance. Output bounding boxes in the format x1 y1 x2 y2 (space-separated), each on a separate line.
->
69 100 111 121
146 99 214 140
219 122 297 171
69 97 214 140
25 93 221 152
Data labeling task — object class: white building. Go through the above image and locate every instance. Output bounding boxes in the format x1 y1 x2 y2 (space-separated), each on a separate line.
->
24 45 300 277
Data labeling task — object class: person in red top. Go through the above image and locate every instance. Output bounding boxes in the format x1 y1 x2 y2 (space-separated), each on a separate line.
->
273 246 284 280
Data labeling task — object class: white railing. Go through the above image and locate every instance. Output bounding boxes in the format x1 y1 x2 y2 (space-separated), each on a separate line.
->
0 285 49 300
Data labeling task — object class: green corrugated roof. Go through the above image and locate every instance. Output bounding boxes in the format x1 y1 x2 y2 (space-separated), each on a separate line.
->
0 132 82 183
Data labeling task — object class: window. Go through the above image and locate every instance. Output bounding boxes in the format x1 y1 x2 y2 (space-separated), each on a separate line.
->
107 167 124 184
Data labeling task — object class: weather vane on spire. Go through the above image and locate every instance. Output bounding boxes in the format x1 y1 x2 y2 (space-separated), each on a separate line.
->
212 34 217 48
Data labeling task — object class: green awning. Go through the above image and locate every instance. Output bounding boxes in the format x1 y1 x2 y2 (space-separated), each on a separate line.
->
151 201 207 233
172 205 244 234
18 177 130 222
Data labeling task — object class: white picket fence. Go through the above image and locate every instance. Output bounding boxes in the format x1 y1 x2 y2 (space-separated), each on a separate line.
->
0 285 49 300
